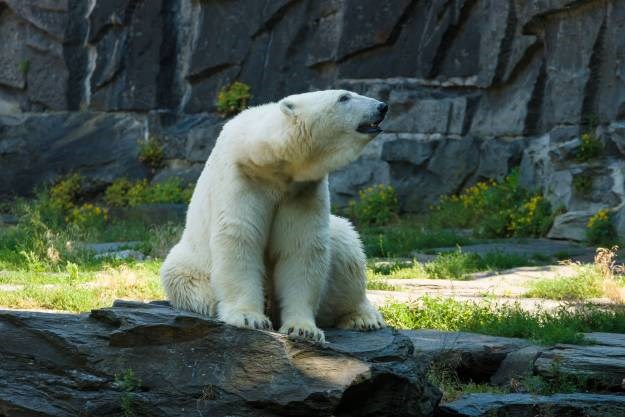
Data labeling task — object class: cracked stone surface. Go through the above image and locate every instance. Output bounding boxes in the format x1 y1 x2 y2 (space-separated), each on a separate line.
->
437 393 625 417
0 300 440 417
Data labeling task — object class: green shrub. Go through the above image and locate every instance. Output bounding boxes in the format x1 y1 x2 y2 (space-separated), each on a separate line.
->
428 169 554 238
586 209 619 246
138 137 165 170
576 132 603 162
104 178 193 208
142 179 194 204
216 81 252 116
572 174 593 195
348 184 399 226
104 178 133 207
67 203 109 229
127 180 151 206
49 173 83 212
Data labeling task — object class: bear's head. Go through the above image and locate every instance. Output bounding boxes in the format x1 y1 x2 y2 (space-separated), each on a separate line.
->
279 90 387 181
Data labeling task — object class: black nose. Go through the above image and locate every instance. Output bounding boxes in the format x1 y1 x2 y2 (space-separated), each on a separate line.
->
378 102 388 115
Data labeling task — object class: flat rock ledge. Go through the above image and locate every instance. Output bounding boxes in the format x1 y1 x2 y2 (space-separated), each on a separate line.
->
437 393 625 417
0 300 440 417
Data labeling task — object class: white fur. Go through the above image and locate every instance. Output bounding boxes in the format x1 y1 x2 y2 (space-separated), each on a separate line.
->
161 90 385 342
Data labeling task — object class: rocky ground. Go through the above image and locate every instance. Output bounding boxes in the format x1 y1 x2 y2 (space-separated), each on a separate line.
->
0 300 440 417
2 228 625 416
2 300 625 417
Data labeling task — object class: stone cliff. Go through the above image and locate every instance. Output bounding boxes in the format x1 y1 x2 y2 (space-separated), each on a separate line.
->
1 0 624 238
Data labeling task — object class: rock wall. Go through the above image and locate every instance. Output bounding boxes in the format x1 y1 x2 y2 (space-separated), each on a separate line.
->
1 0 624 238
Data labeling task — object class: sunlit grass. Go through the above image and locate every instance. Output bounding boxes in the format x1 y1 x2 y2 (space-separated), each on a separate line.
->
526 264 625 301
381 296 625 345
367 250 549 281
0 262 164 312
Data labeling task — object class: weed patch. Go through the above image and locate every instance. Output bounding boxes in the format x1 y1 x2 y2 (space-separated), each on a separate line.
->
381 297 625 345
216 81 251 116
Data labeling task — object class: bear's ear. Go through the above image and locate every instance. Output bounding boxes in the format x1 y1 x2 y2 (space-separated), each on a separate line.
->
279 99 296 117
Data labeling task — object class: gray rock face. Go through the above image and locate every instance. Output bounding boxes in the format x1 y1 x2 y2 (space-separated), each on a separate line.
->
437 393 625 417
0 0 624 238
0 300 441 417
0 112 149 196
520 126 625 240
0 111 224 197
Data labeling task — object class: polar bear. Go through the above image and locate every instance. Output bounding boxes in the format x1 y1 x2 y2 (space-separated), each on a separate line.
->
161 90 388 342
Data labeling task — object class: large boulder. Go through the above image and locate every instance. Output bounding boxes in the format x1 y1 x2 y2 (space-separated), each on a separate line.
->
0 300 441 417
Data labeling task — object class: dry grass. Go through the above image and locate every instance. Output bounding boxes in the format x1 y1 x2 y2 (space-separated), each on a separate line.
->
526 246 625 302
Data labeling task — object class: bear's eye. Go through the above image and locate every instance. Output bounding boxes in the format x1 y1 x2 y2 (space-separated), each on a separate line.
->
338 94 350 103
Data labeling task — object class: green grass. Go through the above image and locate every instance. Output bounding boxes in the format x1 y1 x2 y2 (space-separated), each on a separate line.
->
525 266 603 301
360 218 470 257
0 205 181 272
428 353 587 401
381 296 625 345
366 279 400 291
0 262 164 312
367 250 549 281
526 265 625 301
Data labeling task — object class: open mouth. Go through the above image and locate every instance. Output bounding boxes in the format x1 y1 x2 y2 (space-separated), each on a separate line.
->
356 118 384 134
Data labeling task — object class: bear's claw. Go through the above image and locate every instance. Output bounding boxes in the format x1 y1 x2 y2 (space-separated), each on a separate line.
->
280 321 325 342
222 310 273 331
336 306 386 331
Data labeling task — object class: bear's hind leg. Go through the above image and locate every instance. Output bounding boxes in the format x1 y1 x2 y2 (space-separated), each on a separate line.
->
316 216 385 331
161 243 217 316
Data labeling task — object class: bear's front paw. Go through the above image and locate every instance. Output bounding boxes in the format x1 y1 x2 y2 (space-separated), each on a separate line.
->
279 320 325 343
222 310 273 330
336 306 385 331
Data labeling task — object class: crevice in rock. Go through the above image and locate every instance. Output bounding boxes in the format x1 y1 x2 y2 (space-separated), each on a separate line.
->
461 93 481 136
252 0 302 39
156 0 180 110
428 0 479 78
494 38 542 90
580 8 607 127
335 373 428 417
92 65 124 92
63 0 90 110
523 55 547 135
492 0 518 85
336 0 419 64
523 0 604 35
186 63 236 84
